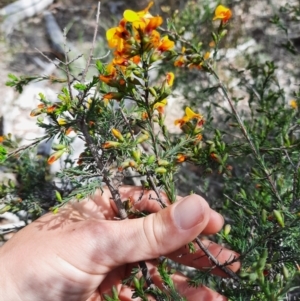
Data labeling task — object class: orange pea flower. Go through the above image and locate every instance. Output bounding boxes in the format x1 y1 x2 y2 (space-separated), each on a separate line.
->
209 41 216 47
213 5 232 23
123 1 162 33
48 149 65 165
195 133 203 142
102 92 124 103
176 154 187 163
106 24 130 53
174 47 186 67
157 36 174 52
147 30 161 49
174 55 185 67
210 152 221 163
102 141 121 149
112 57 129 66
153 99 167 114
37 103 45 109
123 2 154 22
46 104 57 113
166 72 175 86
174 107 203 127
131 55 141 64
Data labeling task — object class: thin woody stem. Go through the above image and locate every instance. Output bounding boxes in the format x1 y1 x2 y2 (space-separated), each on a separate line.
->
62 29 74 102
8 137 47 157
195 237 240 281
79 119 127 219
75 2 129 220
119 109 166 208
80 118 163 298
210 67 282 203
147 173 167 208
139 261 165 301
81 2 101 84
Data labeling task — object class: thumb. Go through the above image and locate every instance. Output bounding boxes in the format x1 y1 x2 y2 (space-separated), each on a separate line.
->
99 194 213 267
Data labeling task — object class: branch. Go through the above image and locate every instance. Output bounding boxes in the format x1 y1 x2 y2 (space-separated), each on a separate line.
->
195 237 240 282
209 67 282 203
7 137 48 157
79 119 127 219
63 28 74 102
80 2 101 83
119 108 166 208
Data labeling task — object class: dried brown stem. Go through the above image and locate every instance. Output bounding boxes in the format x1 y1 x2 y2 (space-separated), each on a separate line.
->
195 237 240 281
80 2 101 84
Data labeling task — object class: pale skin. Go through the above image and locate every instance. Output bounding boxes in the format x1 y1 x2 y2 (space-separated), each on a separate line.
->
0 186 240 301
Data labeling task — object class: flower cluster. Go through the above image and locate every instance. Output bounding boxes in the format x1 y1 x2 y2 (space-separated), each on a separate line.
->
99 1 175 102
174 47 211 70
173 5 232 69
28 2 231 170
106 2 174 58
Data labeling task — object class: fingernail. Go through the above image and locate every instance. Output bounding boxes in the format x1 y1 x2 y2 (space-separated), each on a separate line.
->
173 194 206 230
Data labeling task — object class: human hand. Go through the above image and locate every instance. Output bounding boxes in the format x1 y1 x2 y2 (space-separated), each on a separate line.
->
0 186 240 301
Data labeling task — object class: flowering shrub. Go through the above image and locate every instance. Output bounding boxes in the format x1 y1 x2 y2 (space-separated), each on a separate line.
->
2 1 300 300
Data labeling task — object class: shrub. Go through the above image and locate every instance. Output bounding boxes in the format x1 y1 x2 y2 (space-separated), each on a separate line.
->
1 1 300 300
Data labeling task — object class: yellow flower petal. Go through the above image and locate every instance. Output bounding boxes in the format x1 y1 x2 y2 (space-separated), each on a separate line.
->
124 1 154 22
213 5 232 22
106 27 117 40
154 99 167 114
124 10 140 22
166 72 175 86
185 107 202 120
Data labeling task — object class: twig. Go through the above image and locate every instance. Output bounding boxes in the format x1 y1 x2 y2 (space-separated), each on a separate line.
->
7 137 48 157
63 28 74 102
118 78 167 300
72 5 106 191
119 108 135 137
79 119 127 219
158 26 198 53
147 173 166 208
119 108 166 206
80 2 101 83
209 67 282 203
223 194 259 227
138 261 165 301
195 237 240 281
224 193 252 212
92 50 111 60
34 47 71 76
